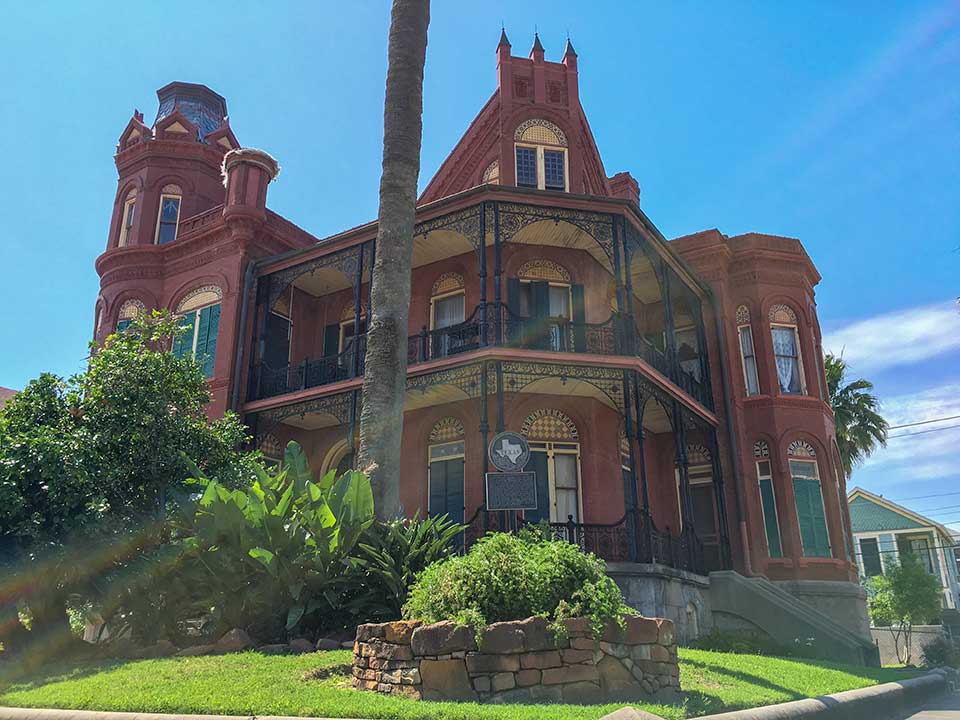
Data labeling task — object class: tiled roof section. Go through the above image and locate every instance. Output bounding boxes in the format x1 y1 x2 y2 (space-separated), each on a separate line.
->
849 495 925 532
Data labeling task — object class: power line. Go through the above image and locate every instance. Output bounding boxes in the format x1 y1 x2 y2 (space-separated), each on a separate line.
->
889 415 960 430
890 490 960 502
887 423 960 439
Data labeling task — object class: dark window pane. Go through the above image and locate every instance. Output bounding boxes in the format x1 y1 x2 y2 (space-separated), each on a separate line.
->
158 222 177 244
543 149 565 190
516 147 537 187
126 202 136 228
860 538 882 577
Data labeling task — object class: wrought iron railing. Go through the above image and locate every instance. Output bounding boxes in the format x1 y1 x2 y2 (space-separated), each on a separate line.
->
250 301 712 410
462 507 707 575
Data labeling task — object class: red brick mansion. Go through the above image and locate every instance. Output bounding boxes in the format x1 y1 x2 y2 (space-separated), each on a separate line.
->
92 33 874 659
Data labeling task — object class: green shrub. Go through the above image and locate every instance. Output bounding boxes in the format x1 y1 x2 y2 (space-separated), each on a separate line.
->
98 441 374 644
403 529 631 639
340 514 465 625
921 636 960 668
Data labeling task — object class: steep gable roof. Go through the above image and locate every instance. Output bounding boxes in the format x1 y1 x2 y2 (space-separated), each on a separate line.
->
418 32 614 205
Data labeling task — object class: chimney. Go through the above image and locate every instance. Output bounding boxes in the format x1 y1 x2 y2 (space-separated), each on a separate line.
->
222 148 280 223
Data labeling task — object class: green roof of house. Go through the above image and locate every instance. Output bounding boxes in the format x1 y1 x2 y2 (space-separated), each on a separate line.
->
849 495 927 532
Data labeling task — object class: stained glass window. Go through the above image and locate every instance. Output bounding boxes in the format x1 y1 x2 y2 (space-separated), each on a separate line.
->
516 147 537 187
157 196 181 245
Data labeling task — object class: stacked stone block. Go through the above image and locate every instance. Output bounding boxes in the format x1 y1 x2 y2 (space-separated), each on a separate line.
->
352 615 679 704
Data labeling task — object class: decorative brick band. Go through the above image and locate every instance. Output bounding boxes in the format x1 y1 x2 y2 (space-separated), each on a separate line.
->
352 615 679 704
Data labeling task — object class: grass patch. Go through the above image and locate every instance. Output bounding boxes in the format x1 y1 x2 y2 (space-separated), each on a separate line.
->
0 648 919 720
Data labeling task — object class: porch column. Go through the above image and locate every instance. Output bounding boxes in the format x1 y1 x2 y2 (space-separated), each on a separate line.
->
351 243 365 377
253 275 271 399
694 299 713 406
632 374 654 561
622 229 638 357
673 401 693 527
366 240 376 314
478 202 488 346
480 361 490 505
611 215 628 356
708 429 732 568
495 360 505 432
493 202 503 345
621 370 640 562
347 389 359 470
661 263 678 382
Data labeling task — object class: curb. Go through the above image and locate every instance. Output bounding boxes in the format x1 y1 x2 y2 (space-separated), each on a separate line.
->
603 669 951 720
0 712 344 720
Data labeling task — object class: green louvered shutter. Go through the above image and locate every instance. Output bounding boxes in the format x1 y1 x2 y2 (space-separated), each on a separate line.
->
794 477 830 558
117 319 132 333
759 478 783 557
195 304 220 378
172 311 196 359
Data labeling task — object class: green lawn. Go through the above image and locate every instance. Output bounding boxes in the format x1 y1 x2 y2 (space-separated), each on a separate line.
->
0 648 918 720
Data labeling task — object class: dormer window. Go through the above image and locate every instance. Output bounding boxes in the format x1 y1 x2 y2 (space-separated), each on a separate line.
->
514 119 568 192
155 184 182 244
118 189 137 247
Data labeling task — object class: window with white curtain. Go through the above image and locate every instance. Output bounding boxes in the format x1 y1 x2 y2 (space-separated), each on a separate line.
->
432 292 465 329
771 325 804 394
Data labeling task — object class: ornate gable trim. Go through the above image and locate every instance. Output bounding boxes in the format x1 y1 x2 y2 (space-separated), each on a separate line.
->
432 272 465 296
787 440 816 458
769 303 798 325
517 259 571 283
521 408 579 441
514 118 567 147
429 416 465 443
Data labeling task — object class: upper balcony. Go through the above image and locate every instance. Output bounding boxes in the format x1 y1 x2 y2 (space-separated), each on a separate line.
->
245 188 715 414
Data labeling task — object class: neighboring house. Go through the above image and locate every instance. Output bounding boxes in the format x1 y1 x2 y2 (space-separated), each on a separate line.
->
848 487 959 610
0 387 17 408
89 32 872 647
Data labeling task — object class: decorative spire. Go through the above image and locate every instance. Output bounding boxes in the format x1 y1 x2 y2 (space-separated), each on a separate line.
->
563 37 577 58
531 32 544 54
498 27 510 49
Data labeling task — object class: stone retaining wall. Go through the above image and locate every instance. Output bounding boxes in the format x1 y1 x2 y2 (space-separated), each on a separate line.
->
352 615 679 704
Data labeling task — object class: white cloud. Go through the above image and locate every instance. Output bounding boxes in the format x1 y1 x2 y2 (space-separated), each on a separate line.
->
822 300 960 373
858 383 960 482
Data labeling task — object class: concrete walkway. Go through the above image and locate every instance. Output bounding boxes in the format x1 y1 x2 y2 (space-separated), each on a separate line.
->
907 692 960 720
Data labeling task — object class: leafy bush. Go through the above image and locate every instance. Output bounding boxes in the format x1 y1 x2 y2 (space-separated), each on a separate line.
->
403 529 631 639
921 636 960 668
340 514 464 625
99 441 374 644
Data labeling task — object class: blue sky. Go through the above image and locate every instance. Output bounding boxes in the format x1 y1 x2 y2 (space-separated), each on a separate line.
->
1 2 957 521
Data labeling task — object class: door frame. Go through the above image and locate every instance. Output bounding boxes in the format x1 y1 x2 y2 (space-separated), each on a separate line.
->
528 440 583 523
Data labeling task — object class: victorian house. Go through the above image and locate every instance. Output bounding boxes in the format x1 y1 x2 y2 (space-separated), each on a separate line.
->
93 33 872 656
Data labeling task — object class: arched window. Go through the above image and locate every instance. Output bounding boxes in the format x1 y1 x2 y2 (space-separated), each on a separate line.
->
117 299 145 332
481 160 500 185
118 188 137 247
753 440 782 558
787 440 830 558
155 184 183 245
510 260 578 352
173 285 222 377
736 305 760 396
514 119 568 191
428 417 465 525
769 304 805 395
321 439 354 477
338 303 367 354
522 409 580 523
430 273 465 331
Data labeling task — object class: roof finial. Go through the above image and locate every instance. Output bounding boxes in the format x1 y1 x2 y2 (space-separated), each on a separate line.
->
498 25 510 49
563 36 577 58
531 31 544 54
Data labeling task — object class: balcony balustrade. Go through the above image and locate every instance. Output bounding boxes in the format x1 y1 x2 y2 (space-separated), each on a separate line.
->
251 302 712 409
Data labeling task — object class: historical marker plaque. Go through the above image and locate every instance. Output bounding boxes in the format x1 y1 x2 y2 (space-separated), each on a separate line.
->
488 431 530 472
485 471 538 511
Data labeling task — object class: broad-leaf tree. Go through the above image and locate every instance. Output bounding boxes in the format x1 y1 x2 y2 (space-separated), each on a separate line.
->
0 311 253 656
867 555 942 665
824 352 888 476
358 0 430 518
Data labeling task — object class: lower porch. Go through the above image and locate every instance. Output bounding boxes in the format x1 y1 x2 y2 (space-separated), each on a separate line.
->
248 360 731 575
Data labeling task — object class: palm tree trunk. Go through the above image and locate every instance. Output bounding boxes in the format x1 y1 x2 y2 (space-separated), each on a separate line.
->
358 0 430 519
